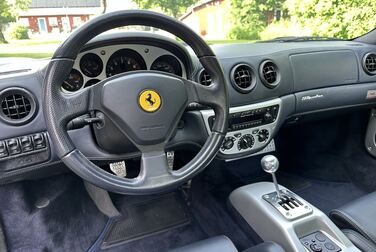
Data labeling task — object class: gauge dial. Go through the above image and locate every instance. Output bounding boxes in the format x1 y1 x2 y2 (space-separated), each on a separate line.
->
62 69 84 92
106 49 146 77
85 79 100 88
151 55 183 77
80 53 103 77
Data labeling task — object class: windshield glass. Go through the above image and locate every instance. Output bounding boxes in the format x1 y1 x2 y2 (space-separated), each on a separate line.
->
0 0 375 63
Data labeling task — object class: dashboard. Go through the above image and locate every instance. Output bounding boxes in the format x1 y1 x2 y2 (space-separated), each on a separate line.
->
0 31 376 183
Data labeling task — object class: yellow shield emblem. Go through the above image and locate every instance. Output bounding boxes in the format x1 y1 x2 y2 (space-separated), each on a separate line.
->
138 90 161 113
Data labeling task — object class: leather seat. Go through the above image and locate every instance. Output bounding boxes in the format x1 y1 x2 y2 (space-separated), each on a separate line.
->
169 235 285 252
329 192 376 252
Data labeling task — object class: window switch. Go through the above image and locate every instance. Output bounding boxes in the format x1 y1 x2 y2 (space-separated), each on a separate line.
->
6 138 21 156
0 141 8 158
19 136 33 152
32 133 46 149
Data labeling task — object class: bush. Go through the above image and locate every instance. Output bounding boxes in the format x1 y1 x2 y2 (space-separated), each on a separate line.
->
10 25 29 40
228 26 260 40
260 20 312 40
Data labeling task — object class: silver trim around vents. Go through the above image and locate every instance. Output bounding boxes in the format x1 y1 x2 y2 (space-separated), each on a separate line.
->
363 53 376 75
230 63 256 93
0 87 37 125
197 69 212 86
260 60 280 88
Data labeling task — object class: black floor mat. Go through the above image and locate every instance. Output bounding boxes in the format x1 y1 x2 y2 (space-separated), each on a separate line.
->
102 193 191 249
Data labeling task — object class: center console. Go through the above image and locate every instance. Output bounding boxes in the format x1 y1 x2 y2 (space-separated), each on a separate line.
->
200 99 281 157
229 156 361 252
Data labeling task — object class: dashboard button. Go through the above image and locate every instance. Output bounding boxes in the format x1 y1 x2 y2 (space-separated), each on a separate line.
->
324 242 336 250
20 136 33 152
222 137 235 150
6 138 21 156
0 141 8 158
310 243 323 252
315 233 326 242
32 133 46 149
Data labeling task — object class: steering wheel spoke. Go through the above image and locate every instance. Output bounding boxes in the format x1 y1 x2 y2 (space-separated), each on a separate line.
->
137 145 175 187
185 79 220 107
59 87 92 122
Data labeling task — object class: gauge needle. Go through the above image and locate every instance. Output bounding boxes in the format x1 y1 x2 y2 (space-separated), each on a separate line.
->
64 81 74 89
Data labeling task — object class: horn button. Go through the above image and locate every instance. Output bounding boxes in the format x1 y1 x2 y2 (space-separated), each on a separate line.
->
100 73 188 145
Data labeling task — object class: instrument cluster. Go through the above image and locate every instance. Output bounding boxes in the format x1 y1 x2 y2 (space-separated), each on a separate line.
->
62 44 187 92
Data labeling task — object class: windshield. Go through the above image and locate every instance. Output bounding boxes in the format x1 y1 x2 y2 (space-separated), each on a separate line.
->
0 0 375 63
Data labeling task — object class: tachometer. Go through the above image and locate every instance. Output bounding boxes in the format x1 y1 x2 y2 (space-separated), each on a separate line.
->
151 55 183 77
106 49 146 77
62 69 84 92
80 53 103 77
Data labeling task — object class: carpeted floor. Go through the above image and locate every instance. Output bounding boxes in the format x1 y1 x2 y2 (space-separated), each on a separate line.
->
0 174 107 252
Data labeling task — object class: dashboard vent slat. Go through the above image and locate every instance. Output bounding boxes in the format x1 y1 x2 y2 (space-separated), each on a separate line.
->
230 64 256 93
1 94 31 119
198 69 212 86
363 53 376 75
260 60 280 88
0 88 37 125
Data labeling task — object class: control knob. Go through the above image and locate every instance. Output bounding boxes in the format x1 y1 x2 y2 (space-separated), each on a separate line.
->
222 137 235 150
238 134 254 150
264 111 273 122
258 129 269 142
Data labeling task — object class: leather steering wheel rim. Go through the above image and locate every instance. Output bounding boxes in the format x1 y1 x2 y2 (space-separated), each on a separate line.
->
42 10 229 195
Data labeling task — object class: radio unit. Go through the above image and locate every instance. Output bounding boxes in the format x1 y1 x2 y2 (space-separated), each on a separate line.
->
209 105 279 132
201 99 282 157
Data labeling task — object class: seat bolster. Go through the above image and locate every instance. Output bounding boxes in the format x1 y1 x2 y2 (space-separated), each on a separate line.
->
242 241 285 252
329 191 376 245
342 229 376 252
169 235 238 252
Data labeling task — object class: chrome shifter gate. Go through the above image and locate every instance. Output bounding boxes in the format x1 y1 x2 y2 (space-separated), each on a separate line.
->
263 189 313 221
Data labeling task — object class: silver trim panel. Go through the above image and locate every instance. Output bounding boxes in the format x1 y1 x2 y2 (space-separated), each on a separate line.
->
200 98 282 156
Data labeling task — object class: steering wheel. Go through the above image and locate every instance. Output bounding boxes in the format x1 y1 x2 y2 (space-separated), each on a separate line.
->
42 10 229 195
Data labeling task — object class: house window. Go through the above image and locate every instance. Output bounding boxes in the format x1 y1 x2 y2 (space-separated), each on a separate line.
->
72 16 82 28
49 17 58 27
19 18 29 27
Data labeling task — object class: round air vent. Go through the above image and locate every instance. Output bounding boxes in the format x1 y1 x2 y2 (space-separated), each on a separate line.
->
363 53 376 75
230 64 256 93
259 60 280 88
198 69 212 86
0 88 37 125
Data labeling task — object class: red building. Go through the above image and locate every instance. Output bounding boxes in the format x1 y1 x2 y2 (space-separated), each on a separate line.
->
18 0 102 33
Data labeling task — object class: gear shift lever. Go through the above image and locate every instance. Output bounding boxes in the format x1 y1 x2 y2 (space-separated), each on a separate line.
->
261 155 282 198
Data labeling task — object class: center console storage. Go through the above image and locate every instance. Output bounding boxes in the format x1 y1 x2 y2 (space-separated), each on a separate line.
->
229 182 360 252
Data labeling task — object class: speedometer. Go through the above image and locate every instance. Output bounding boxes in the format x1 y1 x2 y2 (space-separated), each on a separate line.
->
151 55 183 77
106 49 147 77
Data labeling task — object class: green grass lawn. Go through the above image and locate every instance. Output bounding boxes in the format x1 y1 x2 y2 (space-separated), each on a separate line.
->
0 53 53 58
0 38 254 59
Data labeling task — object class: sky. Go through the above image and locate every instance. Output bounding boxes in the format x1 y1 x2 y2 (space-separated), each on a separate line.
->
105 0 139 12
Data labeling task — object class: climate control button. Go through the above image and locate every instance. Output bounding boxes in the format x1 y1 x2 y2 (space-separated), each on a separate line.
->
238 134 254 150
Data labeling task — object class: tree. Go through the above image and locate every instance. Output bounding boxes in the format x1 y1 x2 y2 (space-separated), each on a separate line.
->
102 0 107 14
0 0 30 43
133 0 200 18
229 0 285 40
285 0 376 39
